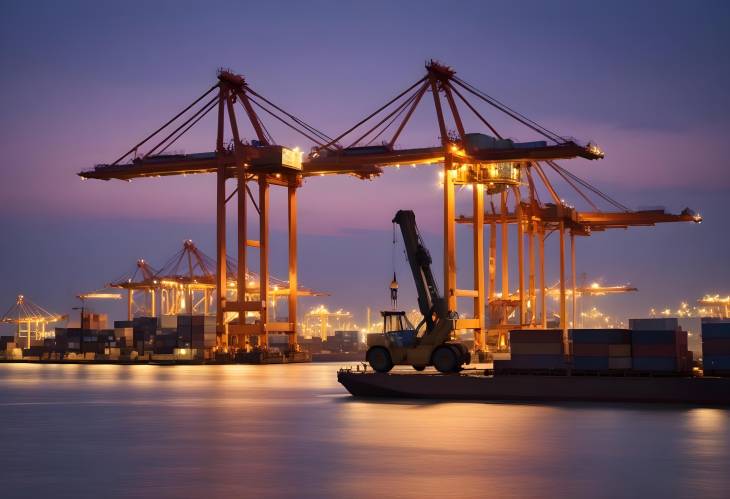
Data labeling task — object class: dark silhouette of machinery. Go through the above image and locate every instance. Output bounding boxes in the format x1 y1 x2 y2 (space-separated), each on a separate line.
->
366 210 469 373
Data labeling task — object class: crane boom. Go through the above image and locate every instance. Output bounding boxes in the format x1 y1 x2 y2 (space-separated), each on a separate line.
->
392 210 448 332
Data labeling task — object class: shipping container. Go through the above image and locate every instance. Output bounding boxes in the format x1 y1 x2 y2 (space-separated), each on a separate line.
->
703 355 730 370
700 339 730 355
573 356 610 370
608 344 631 357
633 344 680 357
609 357 632 370
114 327 133 341
160 315 177 329
509 342 563 355
573 343 610 357
701 321 730 340
571 329 631 344
509 330 563 344
495 354 566 370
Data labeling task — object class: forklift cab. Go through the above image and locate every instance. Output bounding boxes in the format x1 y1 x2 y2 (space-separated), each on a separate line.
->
381 311 417 348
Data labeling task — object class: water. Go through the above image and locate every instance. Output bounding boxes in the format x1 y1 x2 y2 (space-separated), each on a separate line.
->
1 363 729 499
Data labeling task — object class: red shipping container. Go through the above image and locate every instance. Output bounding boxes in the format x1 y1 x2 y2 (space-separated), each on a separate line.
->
573 343 609 357
633 343 678 357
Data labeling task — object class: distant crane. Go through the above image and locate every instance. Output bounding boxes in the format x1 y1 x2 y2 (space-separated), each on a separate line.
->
698 294 730 318
1 295 61 349
303 305 353 341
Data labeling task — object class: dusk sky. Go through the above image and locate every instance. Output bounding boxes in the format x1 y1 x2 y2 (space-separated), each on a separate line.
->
1 0 729 331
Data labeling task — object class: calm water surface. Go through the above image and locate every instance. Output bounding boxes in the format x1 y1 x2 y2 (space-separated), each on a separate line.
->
1 363 729 498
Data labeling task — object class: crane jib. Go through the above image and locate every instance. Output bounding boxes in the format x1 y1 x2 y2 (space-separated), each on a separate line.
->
393 210 448 332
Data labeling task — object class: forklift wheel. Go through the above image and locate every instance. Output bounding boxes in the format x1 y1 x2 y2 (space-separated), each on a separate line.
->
367 347 393 373
432 346 458 373
451 344 470 367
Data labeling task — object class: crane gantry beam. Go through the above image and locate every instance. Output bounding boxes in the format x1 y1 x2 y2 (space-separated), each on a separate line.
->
457 206 701 232
80 140 602 181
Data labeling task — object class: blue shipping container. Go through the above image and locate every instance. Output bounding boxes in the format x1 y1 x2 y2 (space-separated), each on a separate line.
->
703 355 730 370
701 324 730 340
573 356 610 370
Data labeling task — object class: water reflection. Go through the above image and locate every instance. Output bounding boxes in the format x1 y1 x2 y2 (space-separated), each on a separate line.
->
0 364 728 498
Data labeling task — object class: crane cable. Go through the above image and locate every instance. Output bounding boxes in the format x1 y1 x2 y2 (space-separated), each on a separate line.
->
391 222 399 309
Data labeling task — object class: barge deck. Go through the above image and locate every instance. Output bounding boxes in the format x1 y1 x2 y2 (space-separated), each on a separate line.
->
337 369 730 406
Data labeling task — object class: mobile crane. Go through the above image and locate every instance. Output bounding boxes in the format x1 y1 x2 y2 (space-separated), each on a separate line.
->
366 210 470 373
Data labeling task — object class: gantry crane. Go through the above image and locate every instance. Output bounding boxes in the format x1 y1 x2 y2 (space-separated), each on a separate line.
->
108 239 325 325
78 61 700 357
1 295 61 349
302 305 353 341
697 295 730 318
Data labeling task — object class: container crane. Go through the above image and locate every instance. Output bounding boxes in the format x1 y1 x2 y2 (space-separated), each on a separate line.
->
366 210 470 373
1 295 61 349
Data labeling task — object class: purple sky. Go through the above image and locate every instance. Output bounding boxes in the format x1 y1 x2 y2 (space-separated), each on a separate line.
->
1 0 729 333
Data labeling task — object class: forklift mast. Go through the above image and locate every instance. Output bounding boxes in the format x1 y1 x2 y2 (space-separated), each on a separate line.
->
392 210 448 333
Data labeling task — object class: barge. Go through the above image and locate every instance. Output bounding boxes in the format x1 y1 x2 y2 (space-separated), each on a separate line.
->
337 369 730 406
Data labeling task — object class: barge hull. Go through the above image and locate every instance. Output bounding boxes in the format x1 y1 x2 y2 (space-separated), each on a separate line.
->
337 371 730 406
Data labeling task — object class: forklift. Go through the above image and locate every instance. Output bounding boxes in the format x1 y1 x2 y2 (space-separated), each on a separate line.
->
366 210 470 373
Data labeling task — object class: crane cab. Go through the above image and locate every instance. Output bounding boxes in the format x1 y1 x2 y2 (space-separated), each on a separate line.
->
381 311 417 347
366 311 417 350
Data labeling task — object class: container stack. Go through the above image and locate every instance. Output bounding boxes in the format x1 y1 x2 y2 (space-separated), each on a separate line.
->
53 328 70 351
114 326 133 348
177 315 216 350
153 332 177 354
0 336 15 351
630 318 689 374
701 319 730 376
131 317 157 352
571 329 632 372
494 330 567 373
